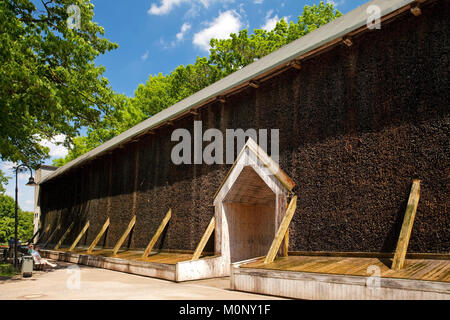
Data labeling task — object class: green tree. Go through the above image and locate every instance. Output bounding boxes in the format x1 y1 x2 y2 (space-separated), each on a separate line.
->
0 217 14 244
0 0 118 166
53 93 146 165
0 194 33 243
0 170 8 194
209 2 341 76
0 194 15 219
18 211 34 241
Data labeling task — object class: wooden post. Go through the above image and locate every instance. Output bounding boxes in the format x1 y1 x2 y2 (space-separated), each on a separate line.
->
343 36 353 47
112 215 136 256
87 218 110 253
42 222 61 248
265 195 298 264
142 210 171 258
192 217 215 261
54 222 74 250
36 223 51 244
27 227 41 245
282 229 289 257
69 221 90 252
392 180 421 270
249 80 260 88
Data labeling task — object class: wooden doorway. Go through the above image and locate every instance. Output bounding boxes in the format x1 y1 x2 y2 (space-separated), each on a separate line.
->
214 138 295 264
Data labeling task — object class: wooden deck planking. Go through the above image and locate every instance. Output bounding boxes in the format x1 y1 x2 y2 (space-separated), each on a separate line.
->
421 261 450 282
141 253 195 264
241 256 450 282
404 260 444 281
52 248 201 265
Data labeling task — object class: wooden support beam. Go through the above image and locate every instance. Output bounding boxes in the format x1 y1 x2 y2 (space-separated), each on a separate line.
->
42 222 61 248
248 80 260 89
87 218 110 253
189 109 199 116
282 229 289 257
112 215 136 255
69 221 90 252
36 223 51 244
166 120 174 126
27 227 41 245
392 180 421 270
54 222 74 250
289 60 302 70
142 209 172 258
410 4 422 16
191 217 215 261
343 36 353 47
264 195 298 264
217 96 226 103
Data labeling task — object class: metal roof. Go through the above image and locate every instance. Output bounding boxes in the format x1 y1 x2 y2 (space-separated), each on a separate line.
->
41 0 417 184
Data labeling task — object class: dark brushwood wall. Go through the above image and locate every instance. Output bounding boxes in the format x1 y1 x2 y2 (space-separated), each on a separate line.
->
40 1 449 253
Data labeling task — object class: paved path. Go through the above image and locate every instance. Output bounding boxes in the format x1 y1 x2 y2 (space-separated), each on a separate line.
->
0 260 284 300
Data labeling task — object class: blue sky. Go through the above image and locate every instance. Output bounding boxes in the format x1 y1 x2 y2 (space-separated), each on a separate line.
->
2 0 368 212
93 0 367 97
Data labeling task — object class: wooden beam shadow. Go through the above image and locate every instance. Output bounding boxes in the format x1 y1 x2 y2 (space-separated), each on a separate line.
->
36 223 51 244
142 209 171 258
69 221 90 252
27 227 41 245
392 179 421 270
112 215 136 256
42 221 61 248
54 222 75 250
192 217 215 261
265 195 298 264
87 218 110 254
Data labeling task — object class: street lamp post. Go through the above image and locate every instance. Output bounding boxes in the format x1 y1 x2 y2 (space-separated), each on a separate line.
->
14 164 36 270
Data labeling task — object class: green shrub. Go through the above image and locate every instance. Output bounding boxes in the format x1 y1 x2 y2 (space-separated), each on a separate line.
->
0 263 17 277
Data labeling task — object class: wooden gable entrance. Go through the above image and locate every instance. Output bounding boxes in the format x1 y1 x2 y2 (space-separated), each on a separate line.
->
214 138 295 264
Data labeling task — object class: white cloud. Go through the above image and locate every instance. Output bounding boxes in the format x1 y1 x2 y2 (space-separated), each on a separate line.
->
141 51 149 61
262 15 278 31
148 0 216 16
254 0 263 4
148 0 189 15
261 11 289 31
327 0 344 6
39 134 69 158
176 23 191 40
193 10 242 51
148 0 236 17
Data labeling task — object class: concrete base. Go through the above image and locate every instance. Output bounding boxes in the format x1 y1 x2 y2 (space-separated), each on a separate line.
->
41 250 229 282
231 262 450 300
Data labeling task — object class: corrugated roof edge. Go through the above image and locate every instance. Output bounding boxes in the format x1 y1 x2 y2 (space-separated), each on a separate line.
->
41 0 415 184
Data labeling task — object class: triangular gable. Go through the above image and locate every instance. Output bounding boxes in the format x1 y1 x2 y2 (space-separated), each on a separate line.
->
213 138 295 205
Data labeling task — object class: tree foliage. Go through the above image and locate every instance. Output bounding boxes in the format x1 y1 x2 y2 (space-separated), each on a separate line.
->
0 170 8 194
0 194 33 243
54 1 341 166
0 0 118 166
209 2 341 76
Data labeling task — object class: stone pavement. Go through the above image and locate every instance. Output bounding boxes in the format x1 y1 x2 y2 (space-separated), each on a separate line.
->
0 260 284 300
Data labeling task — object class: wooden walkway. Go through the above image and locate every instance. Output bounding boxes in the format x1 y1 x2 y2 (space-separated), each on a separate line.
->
55 248 208 265
241 256 450 283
